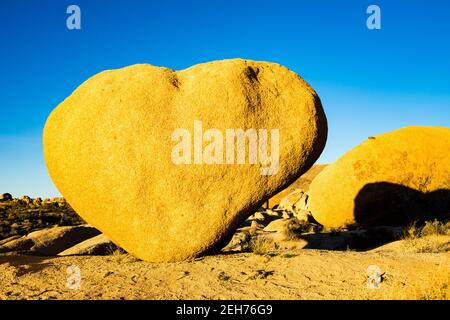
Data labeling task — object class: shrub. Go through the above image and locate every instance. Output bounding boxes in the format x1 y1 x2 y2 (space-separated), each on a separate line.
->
282 219 318 240
403 220 450 240
421 220 450 236
248 237 277 256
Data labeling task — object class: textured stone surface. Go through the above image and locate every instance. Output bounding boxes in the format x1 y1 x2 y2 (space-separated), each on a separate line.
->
309 126 450 228
277 189 311 221
0 225 100 255
263 218 292 233
44 59 327 262
59 234 117 256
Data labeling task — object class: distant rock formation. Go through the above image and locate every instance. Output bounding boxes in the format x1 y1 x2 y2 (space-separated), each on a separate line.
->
0 196 84 240
0 193 12 202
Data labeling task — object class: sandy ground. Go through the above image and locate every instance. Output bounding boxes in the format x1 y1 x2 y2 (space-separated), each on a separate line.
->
0 237 448 300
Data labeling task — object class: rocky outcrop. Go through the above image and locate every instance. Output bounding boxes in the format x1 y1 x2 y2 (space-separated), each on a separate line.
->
58 234 118 256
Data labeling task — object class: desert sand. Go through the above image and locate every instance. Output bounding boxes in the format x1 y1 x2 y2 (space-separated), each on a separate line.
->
0 236 448 300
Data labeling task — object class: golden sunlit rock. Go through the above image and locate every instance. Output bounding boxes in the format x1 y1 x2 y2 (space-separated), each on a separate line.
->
309 126 450 228
43 59 327 262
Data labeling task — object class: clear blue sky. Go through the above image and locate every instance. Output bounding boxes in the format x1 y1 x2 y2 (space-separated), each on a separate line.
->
1 0 449 197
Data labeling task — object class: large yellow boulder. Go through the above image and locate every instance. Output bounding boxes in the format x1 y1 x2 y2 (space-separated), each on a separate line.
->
309 126 450 228
43 59 327 262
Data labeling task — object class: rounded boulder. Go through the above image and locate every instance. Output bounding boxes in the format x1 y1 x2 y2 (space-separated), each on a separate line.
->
44 59 327 262
309 126 450 228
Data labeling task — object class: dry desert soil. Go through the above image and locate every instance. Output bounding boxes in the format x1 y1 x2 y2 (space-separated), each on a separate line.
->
0 237 448 300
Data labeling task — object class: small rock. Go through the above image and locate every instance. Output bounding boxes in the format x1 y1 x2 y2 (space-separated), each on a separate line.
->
253 211 267 221
294 209 312 222
103 271 114 278
276 189 313 222
218 271 230 281
250 220 264 230
248 269 275 280
58 234 118 256
281 211 292 219
265 209 282 218
263 218 292 233
278 189 309 211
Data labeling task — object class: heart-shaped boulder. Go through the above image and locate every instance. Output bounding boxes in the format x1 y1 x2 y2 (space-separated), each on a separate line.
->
44 59 327 262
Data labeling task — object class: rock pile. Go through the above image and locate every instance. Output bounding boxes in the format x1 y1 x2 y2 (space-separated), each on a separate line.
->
276 189 312 222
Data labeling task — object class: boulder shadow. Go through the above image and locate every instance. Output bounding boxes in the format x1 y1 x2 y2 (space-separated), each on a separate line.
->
0 254 55 276
354 182 450 227
299 226 404 251
300 182 450 251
